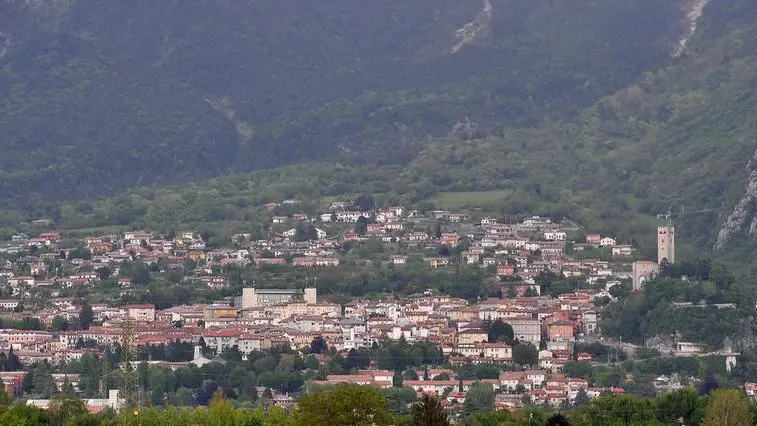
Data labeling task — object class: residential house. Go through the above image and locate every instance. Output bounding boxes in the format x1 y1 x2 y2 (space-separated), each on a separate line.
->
611 245 634 257
128 304 156 322
457 329 488 344
547 320 574 342
440 233 460 247
447 213 469 223
425 257 450 268
390 256 407 265
124 231 153 245
407 233 429 243
585 234 601 245
496 264 515 277
543 232 566 241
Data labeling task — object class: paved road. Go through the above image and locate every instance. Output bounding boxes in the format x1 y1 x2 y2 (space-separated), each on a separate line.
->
580 335 644 359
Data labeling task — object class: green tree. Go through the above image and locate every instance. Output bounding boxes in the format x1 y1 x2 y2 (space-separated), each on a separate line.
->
702 389 753 426
174 387 195 406
459 410 512 426
512 343 538 366
67 248 92 260
383 386 417 416
221 346 243 362
310 337 327 354
473 364 500 380
0 404 50 425
462 383 494 417
392 371 403 388
355 194 375 211
355 216 370 235
404 369 419 381
700 371 719 395
6 347 21 371
573 388 590 407
32 362 55 398
572 395 656 426
96 266 112 280
294 383 394 426
151 385 166 406
21 368 34 395
49 396 88 425
655 388 704 426
61 380 76 397
546 413 571 426
51 316 69 331
562 361 592 379
486 319 514 344
305 355 320 371
79 301 94 330
293 223 311 242
410 393 450 426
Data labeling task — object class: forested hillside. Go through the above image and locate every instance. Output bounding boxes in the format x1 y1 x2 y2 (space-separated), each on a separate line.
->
3 0 757 263
0 0 687 201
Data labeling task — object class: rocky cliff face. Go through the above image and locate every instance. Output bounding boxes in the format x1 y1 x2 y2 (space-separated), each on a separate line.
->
716 147 757 249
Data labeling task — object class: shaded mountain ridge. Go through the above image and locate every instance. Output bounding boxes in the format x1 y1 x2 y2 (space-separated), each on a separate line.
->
0 0 689 201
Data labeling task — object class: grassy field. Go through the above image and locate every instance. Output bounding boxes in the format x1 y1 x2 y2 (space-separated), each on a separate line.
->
427 190 514 210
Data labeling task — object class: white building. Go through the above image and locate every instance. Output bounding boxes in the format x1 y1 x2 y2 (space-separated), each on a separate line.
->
543 232 566 241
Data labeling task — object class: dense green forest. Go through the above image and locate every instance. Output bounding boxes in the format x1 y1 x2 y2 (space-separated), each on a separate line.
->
0 0 686 202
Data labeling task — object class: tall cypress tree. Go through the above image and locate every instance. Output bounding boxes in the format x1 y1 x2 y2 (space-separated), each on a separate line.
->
79 301 94 330
410 393 450 426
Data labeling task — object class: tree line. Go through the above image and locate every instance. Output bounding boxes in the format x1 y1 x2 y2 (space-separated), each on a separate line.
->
1 383 755 426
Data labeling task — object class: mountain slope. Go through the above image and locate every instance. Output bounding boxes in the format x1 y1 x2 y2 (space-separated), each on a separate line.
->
0 0 688 202
8 0 757 266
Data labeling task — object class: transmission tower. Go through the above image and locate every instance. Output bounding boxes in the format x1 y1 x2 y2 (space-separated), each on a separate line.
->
120 316 140 414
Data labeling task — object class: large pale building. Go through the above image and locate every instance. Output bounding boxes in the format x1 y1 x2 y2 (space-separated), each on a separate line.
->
241 287 317 309
506 316 541 345
127 304 156 322
657 224 675 264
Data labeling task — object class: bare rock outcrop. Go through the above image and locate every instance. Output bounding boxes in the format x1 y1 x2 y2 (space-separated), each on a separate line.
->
673 0 711 57
451 0 493 54
716 147 757 249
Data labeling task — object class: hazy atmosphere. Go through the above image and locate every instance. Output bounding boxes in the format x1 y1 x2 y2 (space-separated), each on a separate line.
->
0 0 756 424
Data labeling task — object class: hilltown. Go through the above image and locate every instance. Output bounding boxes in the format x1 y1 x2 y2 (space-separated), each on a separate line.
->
0 203 743 413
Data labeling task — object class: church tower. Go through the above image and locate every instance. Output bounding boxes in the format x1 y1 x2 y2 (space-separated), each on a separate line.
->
657 224 675 264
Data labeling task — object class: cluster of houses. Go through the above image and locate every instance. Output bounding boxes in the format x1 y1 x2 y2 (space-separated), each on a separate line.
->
240 207 638 286
0 205 644 302
0 202 694 413
0 289 602 361
0 281 613 411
